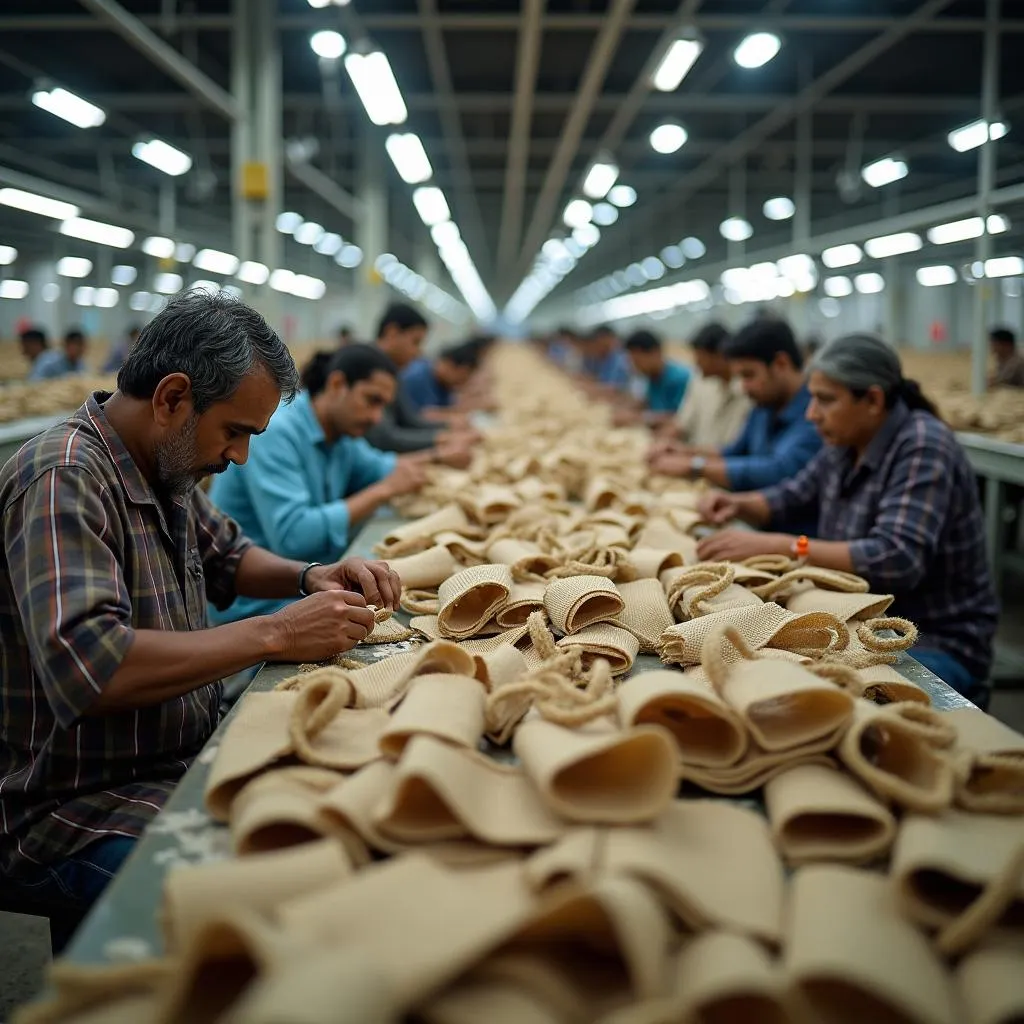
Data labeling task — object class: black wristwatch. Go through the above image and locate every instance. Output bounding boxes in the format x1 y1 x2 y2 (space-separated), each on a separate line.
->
298 561 323 596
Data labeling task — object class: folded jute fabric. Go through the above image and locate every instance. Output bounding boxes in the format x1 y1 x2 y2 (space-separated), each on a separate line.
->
513 717 677 824
485 538 561 580
494 582 546 627
457 483 523 525
345 640 478 709
680 743 837 796
162 838 352 951
378 673 487 757
764 763 897 866
634 516 698 558
556 623 639 676
417 976 568 1024
373 735 565 847
838 700 957 812
857 663 932 706
955 939 1024 1024
432 530 490 565
437 564 514 640
946 708 1024 814
612 580 674 654
362 614 417 645
616 669 747 769
376 504 471 558
891 810 1024 956
526 800 784 945
544 575 624 634
316 760 407 856
785 865 957 1024
785 585 895 623
628 547 684 581
471 643 528 690
749 566 871 602
386 545 460 589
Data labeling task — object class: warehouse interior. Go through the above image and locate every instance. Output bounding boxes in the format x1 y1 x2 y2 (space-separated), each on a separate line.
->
1 1 1024 1021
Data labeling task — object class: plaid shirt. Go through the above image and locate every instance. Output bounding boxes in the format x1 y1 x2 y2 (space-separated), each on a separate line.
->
0 394 251 877
763 401 998 681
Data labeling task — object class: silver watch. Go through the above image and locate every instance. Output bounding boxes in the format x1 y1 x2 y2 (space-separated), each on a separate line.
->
689 455 707 479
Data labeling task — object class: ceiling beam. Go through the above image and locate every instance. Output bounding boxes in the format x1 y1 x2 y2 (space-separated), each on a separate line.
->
496 0 545 286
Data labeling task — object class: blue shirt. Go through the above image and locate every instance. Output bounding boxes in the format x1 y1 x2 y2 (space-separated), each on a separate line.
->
400 359 451 413
762 402 997 682
207 391 396 623
720 384 822 492
28 351 85 381
644 361 692 413
583 348 632 389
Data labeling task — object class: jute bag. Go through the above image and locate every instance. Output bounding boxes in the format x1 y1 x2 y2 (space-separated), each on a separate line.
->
378 673 487 757
437 564 514 639
613 579 674 654
543 575 624 634
386 545 460 588
946 708 1024 814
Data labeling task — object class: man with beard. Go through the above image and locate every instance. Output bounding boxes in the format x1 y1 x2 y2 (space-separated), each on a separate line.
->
0 291 399 935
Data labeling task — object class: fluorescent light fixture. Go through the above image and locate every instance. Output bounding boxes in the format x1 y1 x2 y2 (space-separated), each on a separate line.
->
337 244 363 268
129 291 151 311
855 272 885 294
542 239 569 261
0 279 28 299
310 30 346 59
916 265 957 287
42 282 60 302
591 202 619 226
111 265 137 286
0 187 79 220
641 256 666 280
823 275 853 297
31 86 105 128
412 186 450 226
294 221 325 246
191 280 219 294
132 139 192 177
982 256 1024 278
720 217 753 242
269 268 296 293
582 158 619 199
607 185 637 208
193 248 240 275
777 254 814 278
56 256 93 278
819 297 841 318
864 231 921 259
0 245 16 265
775 278 795 297
572 223 601 248
60 217 134 248
650 122 688 154
763 196 795 221
344 49 408 126
563 198 594 229
661 245 684 268
94 287 118 308
154 272 183 294
276 212 302 234
821 243 862 268
313 232 343 256
927 214 1009 245
142 235 175 259
652 34 704 91
431 221 460 247
861 156 908 188
734 31 781 69
290 274 326 300
73 286 95 306
681 236 706 260
222 284 243 299
948 118 1008 152
385 132 433 185
236 260 270 285
175 242 195 262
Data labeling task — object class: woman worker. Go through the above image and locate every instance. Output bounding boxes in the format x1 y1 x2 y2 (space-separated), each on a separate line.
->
696 333 998 705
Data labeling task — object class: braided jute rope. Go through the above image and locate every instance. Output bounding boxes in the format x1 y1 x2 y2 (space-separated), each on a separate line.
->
484 657 617 729
748 567 870 600
823 616 919 669
700 623 760 691
741 554 795 573
401 589 441 615
665 563 736 618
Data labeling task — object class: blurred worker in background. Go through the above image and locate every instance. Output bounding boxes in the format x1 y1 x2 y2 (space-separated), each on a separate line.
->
577 324 632 394
613 330 691 427
27 327 89 381
209 344 430 625
103 325 142 374
648 317 820 497
989 326 1024 388
336 324 355 348
546 326 583 372
401 341 480 419
18 325 50 377
697 333 997 706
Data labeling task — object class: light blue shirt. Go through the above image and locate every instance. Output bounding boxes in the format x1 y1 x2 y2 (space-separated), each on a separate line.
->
208 391 397 623
28 351 85 381
644 360 692 412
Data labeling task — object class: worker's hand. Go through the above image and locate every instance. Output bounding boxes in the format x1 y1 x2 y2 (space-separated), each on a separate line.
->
439 425 482 446
698 490 740 525
696 530 789 563
306 557 402 611
271 590 375 660
612 407 641 428
646 437 683 462
436 439 474 469
648 452 693 478
382 458 430 499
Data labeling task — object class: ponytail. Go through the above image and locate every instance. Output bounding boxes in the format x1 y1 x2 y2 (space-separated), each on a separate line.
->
895 377 940 418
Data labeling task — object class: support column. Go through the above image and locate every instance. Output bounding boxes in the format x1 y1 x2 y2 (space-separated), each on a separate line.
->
357 129 388 337
972 0 1001 395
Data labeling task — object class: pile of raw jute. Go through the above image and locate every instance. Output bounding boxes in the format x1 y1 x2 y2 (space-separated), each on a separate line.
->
21 347 1024 1024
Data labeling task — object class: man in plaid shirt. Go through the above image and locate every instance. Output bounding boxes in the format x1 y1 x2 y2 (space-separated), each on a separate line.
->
0 292 400 932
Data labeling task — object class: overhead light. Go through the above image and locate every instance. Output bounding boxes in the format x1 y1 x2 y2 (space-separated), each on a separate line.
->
129 291 152 311
236 260 269 285
855 273 885 294
111 265 137 286
734 31 781 69
763 196 795 221
337 244 363 268
310 30 346 60
412 186 450 226
344 49 408 126
193 248 240 275
431 221 460 247
607 185 637 208
861 156 908 189
56 256 93 278
981 256 1024 279
269 268 296 293
572 223 601 248
582 158 619 200
314 232 344 255
154 272 183 294
42 283 60 302
660 245 684 269
132 139 193 177
0 245 16 265
94 287 119 308
591 202 619 226
948 118 1008 153
652 33 704 91
291 274 327 300
641 256 666 281
777 253 817 291
276 212 303 234
681 236 705 259
191 280 219 294
0 187 79 220
308 0 351 6
385 132 433 184
31 86 105 129
142 236 175 258
563 198 594 229
222 284 243 299
72 286 95 306
823 276 853 297
650 122 688 155
0 279 28 300
927 214 1009 245
819 297 841 319
60 217 134 248
720 217 753 242
775 278 795 298
175 242 195 262
625 263 647 287
821 243 862 268
294 221 325 245
864 232 921 259
917 265 957 287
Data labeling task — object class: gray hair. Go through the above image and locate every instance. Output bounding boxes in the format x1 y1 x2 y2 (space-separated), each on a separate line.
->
117 290 299 412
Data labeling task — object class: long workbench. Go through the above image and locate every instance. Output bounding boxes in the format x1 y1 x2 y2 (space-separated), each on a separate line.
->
59 512 973 969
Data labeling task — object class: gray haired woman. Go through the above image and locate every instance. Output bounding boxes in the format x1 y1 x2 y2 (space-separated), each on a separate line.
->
697 332 997 706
